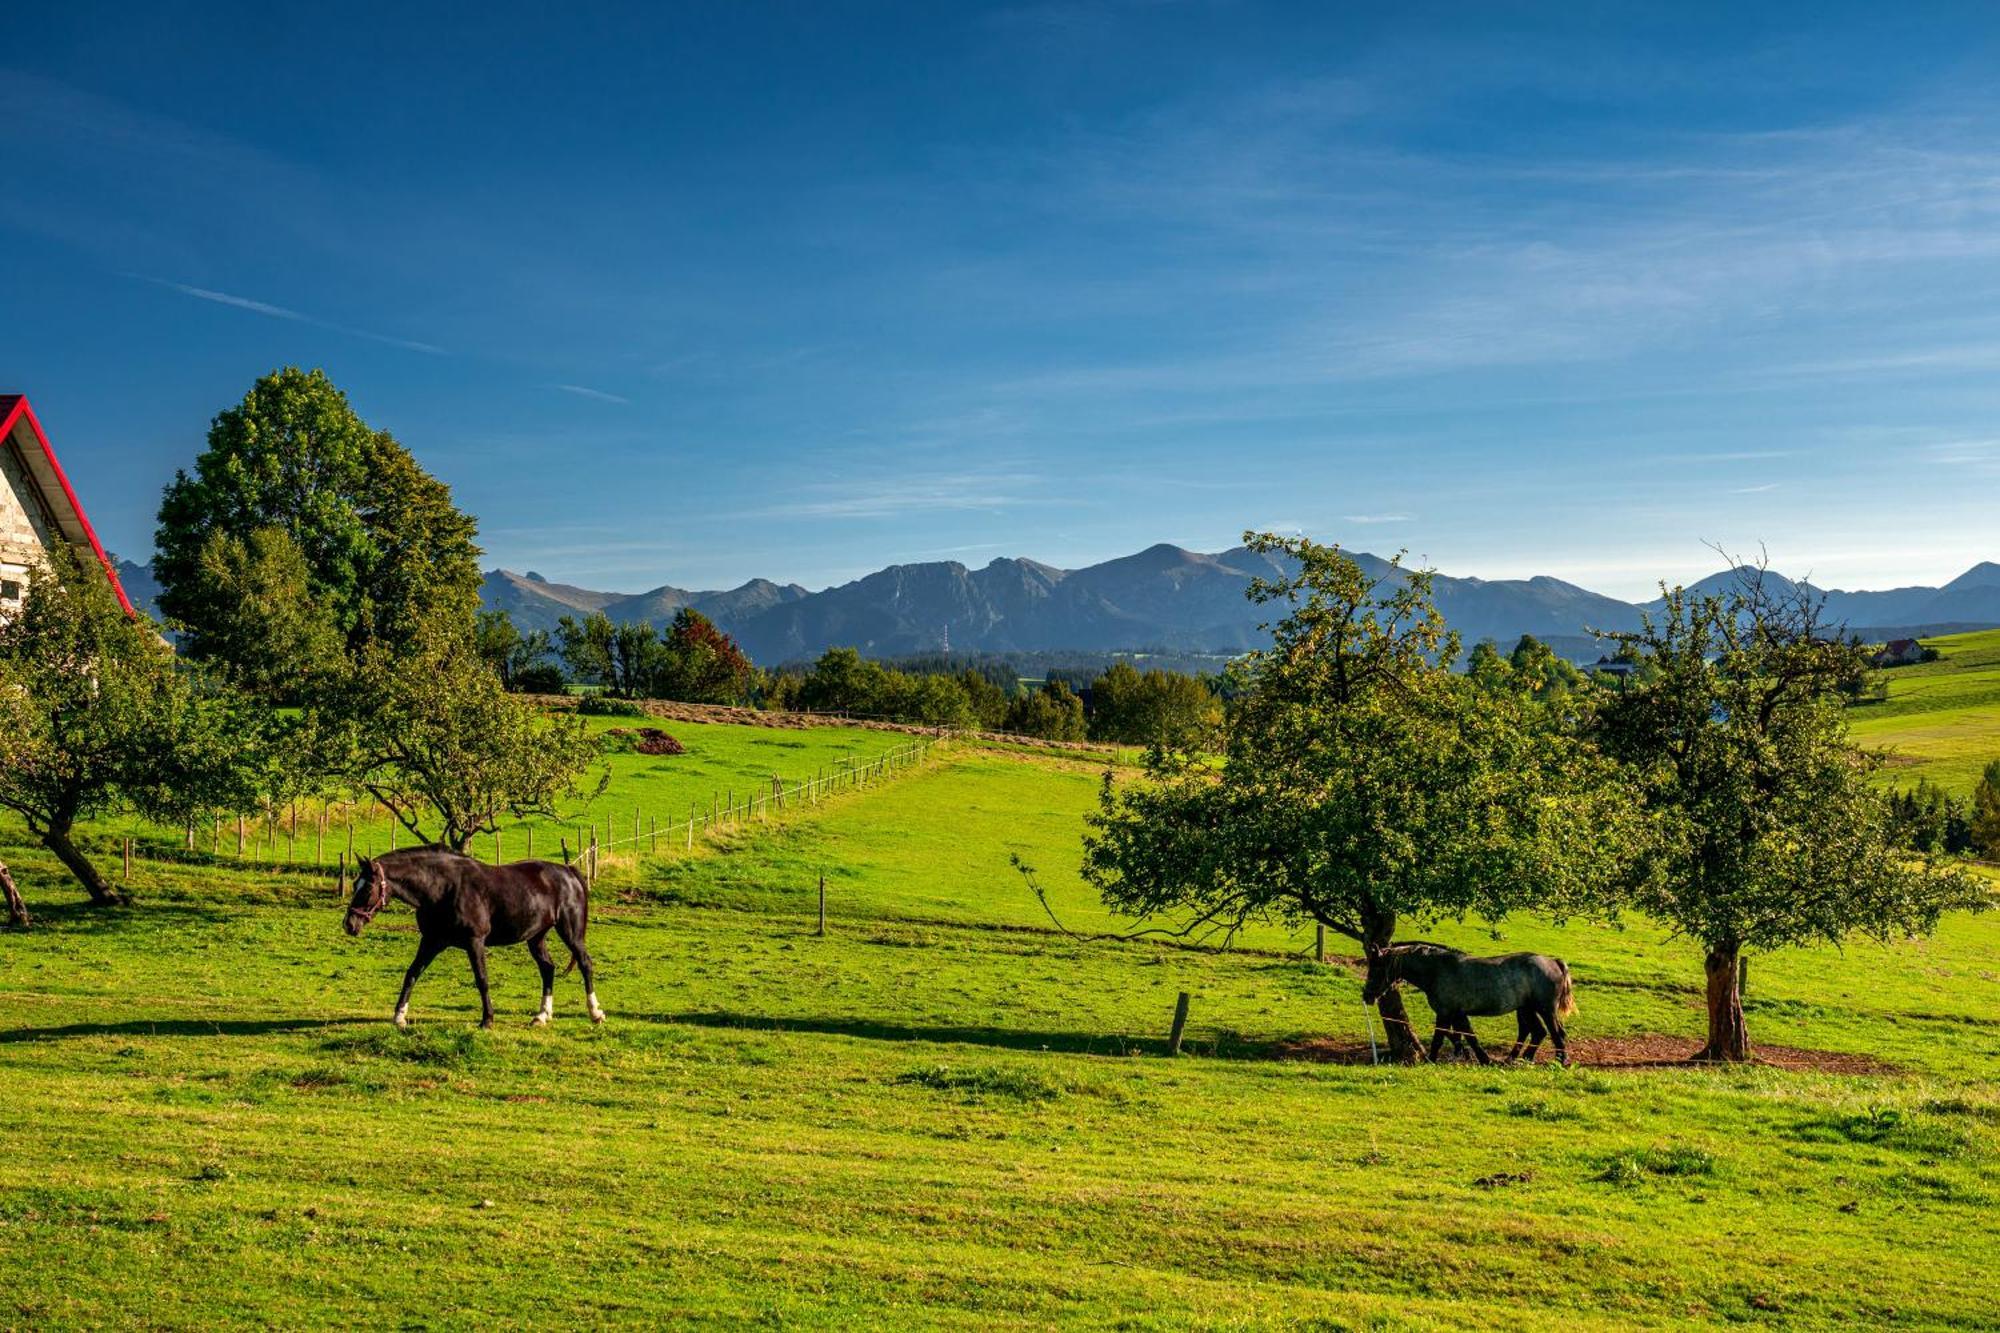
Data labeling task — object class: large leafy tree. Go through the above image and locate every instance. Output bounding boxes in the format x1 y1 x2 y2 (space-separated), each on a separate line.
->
657 608 753 704
1087 662 1218 750
180 526 345 699
555 612 661 698
1083 532 1633 1060
1002 679 1088 741
319 617 603 852
1596 574 1986 1061
0 547 265 907
154 368 481 683
474 611 554 692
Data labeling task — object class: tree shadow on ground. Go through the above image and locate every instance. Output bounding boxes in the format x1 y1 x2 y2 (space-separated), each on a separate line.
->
0 1017 351 1043
633 1008 1278 1059
2 900 238 935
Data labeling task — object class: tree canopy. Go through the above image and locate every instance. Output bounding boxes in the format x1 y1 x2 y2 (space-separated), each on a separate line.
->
1083 532 1635 1060
1596 574 1986 1060
154 367 481 683
318 616 603 852
0 547 265 905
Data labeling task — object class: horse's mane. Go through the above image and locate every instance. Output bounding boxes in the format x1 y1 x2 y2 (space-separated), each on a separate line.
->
1386 940 1465 958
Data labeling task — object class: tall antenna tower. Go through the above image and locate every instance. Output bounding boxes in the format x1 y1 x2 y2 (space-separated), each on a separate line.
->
941 622 950 657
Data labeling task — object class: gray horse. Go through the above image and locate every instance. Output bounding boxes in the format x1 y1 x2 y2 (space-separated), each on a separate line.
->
1362 942 1575 1065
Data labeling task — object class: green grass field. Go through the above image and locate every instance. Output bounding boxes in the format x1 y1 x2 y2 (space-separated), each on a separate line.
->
98 716 928 869
1851 627 2000 797
5 696 2000 1327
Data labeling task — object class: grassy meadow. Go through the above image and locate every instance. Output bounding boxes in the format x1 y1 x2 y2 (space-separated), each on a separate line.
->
1851 627 2000 796
4 693 2000 1327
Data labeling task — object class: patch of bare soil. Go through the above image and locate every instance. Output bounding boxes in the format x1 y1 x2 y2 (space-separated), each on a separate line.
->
607 726 686 755
1267 1033 1898 1075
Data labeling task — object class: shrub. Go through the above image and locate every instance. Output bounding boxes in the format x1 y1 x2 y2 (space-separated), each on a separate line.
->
577 695 645 717
512 663 568 695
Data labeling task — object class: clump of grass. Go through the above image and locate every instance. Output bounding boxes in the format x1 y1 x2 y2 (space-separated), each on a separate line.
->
329 1027 486 1070
288 1066 348 1090
1922 1097 2000 1124
1798 1106 1973 1159
1595 1145 1718 1185
895 1064 1070 1103
1504 1097 1583 1122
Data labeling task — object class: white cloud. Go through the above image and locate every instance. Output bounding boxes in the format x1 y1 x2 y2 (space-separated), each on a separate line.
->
144 278 445 354
555 384 632 405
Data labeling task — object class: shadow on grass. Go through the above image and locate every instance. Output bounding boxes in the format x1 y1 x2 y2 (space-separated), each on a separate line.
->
0 1017 351 1043
4 900 241 934
634 1008 1275 1059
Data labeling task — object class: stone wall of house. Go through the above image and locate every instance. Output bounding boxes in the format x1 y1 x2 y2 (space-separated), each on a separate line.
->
0 436 59 609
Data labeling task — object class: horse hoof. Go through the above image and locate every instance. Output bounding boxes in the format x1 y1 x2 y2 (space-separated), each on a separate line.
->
530 1014 550 1028
393 1016 409 1031
590 1010 606 1025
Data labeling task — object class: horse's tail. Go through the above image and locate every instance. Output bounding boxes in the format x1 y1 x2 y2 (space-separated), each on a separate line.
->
561 862 589 976
1553 959 1577 1018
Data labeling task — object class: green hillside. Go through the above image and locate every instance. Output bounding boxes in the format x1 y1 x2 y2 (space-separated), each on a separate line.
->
1849 627 2000 796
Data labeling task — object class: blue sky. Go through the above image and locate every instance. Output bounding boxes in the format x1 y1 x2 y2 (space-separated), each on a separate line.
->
5 1 1999 599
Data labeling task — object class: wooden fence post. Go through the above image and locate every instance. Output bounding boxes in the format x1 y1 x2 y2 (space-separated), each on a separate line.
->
588 829 598 886
1315 923 1326 963
1168 992 1191 1057
494 830 501 865
122 836 133 882
236 814 245 857
817 871 827 937
1738 955 1749 998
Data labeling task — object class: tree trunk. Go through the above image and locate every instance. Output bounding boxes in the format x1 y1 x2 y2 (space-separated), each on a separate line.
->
1361 907 1426 1064
43 824 120 906
1375 985 1427 1064
0 861 26 928
1696 942 1749 1062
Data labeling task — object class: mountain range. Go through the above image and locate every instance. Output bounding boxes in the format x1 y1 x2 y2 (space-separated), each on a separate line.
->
470 548 2000 666
106 547 2000 666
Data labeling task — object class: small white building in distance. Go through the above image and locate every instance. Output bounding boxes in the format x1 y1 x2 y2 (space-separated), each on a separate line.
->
0 394 135 619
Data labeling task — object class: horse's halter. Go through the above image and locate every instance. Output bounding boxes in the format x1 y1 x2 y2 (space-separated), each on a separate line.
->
348 867 392 925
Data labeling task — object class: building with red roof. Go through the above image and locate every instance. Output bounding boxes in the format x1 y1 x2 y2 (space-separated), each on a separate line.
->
0 394 136 618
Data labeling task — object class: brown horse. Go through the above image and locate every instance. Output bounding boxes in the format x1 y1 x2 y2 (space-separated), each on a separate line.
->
344 847 601 1029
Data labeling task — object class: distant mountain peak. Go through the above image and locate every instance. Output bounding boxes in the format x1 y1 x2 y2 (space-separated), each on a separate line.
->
1945 561 2000 591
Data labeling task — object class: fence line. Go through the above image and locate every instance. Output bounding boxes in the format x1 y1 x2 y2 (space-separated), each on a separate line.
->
95 734 946 887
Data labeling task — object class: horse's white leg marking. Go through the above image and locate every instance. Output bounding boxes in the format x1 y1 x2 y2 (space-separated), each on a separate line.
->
393 1004 409 1029
533 993 553 1026
588 991 605 1024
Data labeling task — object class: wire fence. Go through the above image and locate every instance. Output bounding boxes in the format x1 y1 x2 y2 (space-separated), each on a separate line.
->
90 734 946 892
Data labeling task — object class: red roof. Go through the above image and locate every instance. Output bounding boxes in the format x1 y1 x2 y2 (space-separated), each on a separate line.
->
0 394 137 616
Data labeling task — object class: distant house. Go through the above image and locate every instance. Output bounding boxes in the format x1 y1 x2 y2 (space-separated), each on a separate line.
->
0 394 135 619
1590 655 1638 679
1870 638 1925 668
